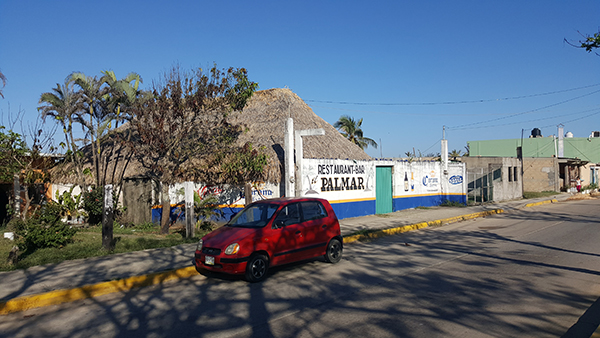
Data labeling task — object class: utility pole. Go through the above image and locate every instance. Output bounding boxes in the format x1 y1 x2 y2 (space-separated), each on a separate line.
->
441 126 448 175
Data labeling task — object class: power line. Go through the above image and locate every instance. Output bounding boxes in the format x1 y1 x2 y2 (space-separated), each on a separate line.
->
307 104 501 116
448 89 600 130
305 83 600 106
451 106 600 131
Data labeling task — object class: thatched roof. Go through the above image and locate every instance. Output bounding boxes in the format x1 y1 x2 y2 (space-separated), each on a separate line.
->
50 88 371 185
232 88 371 161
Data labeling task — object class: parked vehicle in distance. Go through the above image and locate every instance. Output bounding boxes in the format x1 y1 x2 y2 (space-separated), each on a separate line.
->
194 197 343 282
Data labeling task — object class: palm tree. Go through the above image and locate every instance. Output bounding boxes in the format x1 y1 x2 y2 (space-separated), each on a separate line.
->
68 72 109 186
38 80 86 188
333 115 378 150
449 149 462 161
101 70 143 128
0 70 6 98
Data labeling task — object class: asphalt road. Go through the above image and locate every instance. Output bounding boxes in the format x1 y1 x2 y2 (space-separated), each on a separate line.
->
1 199 599 338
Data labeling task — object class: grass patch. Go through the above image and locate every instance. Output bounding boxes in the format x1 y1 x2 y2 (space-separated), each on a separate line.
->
415 206 431 210
523 191 558 199
440 200 467 207
0 227 212 272
374 213 393 218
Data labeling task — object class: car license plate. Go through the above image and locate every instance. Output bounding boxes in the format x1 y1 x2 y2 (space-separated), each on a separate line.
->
205 256 214 265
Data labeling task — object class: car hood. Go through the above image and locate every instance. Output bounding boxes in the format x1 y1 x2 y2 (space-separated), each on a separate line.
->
202 225 260 248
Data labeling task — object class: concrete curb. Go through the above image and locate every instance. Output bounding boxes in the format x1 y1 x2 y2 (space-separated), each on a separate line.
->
0 198 559 316
342 209 504 244
524 199 558 208
0 266 199 316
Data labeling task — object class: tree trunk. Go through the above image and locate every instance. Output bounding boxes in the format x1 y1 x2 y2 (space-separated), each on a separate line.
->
21 186 31 221
96 117 103 186
67 122 86 190
160 182 170 234
244 182 252 205
89 112 99 187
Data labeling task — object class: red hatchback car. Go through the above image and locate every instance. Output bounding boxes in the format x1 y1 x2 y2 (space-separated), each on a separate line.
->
194 197 343 282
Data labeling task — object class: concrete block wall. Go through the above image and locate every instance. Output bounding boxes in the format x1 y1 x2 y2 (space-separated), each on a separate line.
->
522 157 559 192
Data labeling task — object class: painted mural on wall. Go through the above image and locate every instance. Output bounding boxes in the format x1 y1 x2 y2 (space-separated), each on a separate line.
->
302 159 459 199
301 158 466 218
302 160 374 200
169 181 278 207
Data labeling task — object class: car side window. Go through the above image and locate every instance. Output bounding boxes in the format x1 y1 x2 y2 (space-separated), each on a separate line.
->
273 203 301 227
300 201 328 221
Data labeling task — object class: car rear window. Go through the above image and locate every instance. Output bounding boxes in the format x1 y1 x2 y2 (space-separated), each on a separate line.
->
300 201 328 221
273 203 301 226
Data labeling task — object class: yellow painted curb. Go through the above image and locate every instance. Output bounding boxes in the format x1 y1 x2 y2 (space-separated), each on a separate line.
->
343 209 504 245
0 266 198 316
524 199 557 208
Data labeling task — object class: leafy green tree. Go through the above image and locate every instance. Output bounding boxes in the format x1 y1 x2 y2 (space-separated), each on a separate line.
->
579 31 600 53
0 113 55 221
333 115 378 150
566 31 600 55
129 65 262 234
0 126 27 183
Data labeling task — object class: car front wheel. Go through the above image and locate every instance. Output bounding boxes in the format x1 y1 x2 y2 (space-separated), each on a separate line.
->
324 238 342 263
245 254 269 282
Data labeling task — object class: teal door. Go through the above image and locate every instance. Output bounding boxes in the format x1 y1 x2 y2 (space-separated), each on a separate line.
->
376 166 393 214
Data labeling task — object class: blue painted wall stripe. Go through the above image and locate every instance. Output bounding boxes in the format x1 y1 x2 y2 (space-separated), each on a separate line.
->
151 194 468 223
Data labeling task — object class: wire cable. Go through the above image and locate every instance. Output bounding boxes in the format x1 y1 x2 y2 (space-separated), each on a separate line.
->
448 89 600 130
305 83 600 106
451 107 600 130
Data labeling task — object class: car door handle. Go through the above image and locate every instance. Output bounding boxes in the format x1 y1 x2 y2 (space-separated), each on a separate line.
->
321 224 327 229
295 231 301 235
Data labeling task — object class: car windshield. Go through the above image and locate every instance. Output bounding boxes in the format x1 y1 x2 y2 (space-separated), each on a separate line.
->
228 203 279 228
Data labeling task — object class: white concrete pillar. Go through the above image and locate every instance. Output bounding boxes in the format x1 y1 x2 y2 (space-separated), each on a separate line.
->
441 139 448 174
558 125 564 158
285 118 295 197
295 128 325 196
184 182 194 238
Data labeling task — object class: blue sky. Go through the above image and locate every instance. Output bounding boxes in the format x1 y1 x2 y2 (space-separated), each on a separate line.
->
1 1 599 158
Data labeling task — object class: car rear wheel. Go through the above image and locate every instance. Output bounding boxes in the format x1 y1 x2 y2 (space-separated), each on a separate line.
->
324 238 342 263
245 254 269 282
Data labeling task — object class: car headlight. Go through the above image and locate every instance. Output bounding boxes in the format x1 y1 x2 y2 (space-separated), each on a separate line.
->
224 243 240 255
196 239 203 252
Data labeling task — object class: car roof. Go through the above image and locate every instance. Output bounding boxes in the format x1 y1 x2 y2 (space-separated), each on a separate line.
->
251 197 328 205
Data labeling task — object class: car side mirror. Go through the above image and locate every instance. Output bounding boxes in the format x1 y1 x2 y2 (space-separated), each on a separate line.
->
274 220 285 229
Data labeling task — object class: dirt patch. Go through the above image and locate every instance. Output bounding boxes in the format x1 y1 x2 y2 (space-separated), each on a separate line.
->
567 194 597 201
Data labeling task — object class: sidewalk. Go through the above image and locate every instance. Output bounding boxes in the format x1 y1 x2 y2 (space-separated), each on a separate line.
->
0 193 571 311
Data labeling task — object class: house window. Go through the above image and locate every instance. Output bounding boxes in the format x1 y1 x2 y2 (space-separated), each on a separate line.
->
508 167 513 182
513 167 518 182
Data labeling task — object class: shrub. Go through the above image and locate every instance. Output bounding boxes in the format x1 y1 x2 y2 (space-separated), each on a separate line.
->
17 202 77 253
7 217 27 235
55 186 82 220
82 186 104 225
135 222 156 231
82 186 125 225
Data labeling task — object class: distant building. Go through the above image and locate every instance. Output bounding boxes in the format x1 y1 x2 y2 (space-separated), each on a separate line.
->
468 128 599 192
